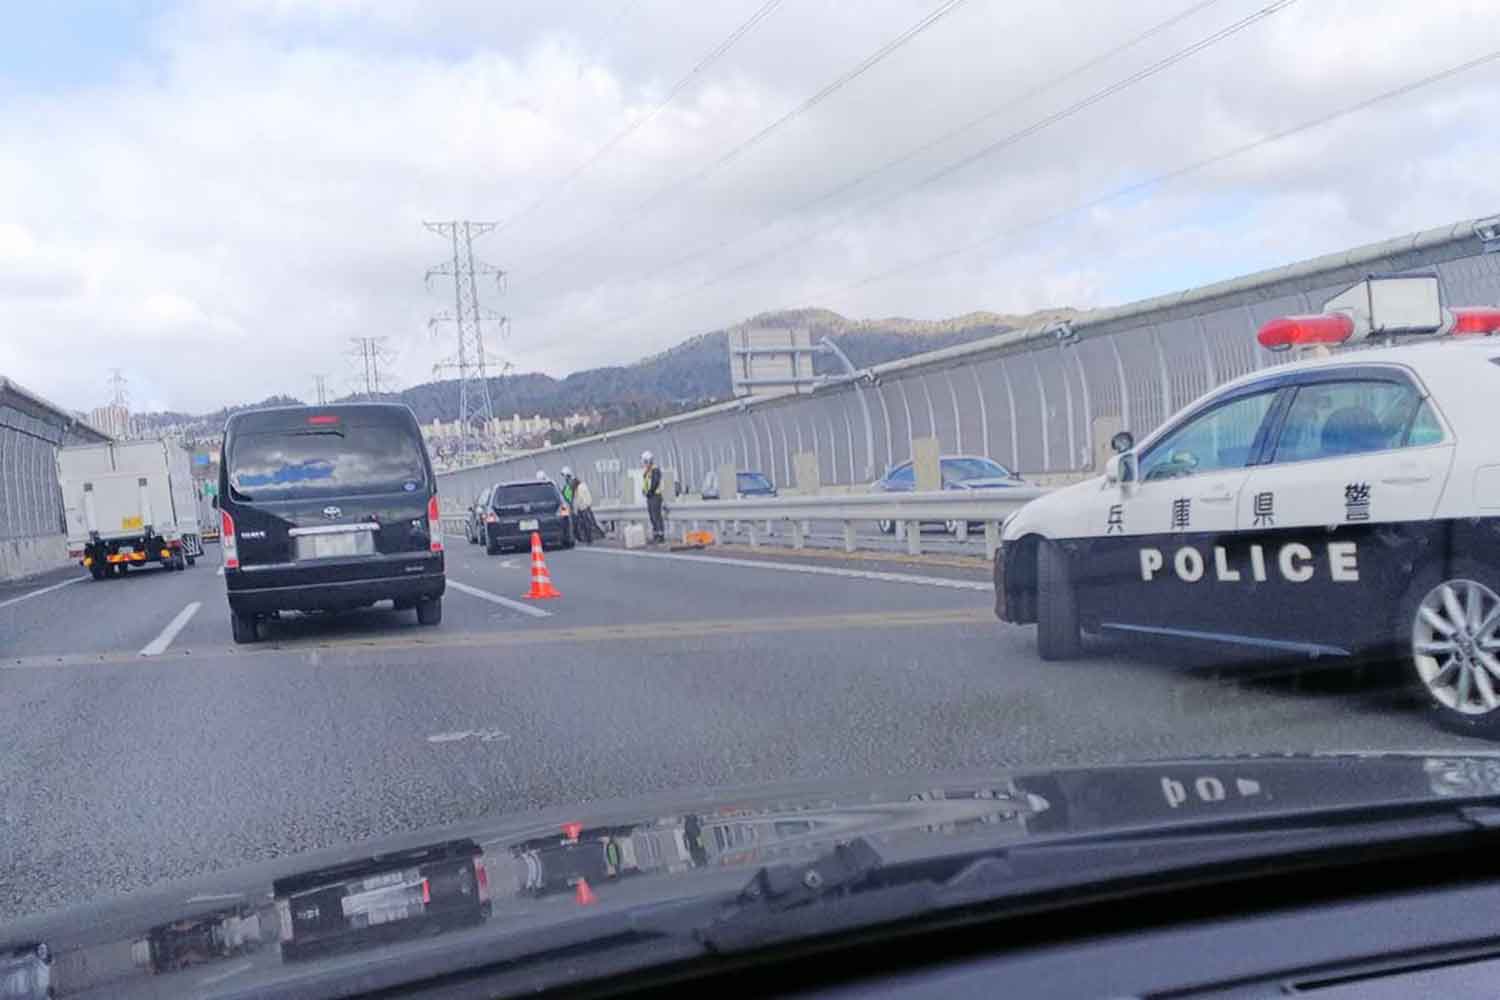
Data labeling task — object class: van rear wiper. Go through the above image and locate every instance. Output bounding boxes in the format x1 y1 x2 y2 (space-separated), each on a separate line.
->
692 800 1500 954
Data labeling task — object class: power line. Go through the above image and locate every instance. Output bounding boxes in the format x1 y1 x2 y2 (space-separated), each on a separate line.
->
496 0 785 237
571 0 1295 336
622 0 1227 293
832 45 1500 295
520 0 975 282
590 42 1500 352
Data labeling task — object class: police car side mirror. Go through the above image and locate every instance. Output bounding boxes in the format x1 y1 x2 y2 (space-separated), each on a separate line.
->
1105 452 1138 490
1110 430 1135 454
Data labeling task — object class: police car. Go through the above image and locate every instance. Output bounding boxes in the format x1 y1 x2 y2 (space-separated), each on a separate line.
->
994 273 1500 736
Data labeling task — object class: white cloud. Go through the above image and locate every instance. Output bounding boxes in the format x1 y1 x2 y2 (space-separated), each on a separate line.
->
1 0 1498 412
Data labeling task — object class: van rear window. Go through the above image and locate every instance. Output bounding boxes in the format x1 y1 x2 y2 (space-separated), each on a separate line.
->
228 426 426 501
492 484 559 505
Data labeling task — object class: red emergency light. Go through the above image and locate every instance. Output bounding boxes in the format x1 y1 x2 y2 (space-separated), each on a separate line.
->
1256 313 1356 352
1449 307 1500 336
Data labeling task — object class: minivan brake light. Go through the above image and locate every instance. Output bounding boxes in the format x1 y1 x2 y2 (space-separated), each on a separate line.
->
428 495 443 553
221 509 239 569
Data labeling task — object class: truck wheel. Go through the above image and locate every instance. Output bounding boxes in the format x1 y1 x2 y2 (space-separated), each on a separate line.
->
416 597 442 626
230 610 259 644
173 550 188 571
1036 539 1082 661
89 563 106 581
186 552 196 566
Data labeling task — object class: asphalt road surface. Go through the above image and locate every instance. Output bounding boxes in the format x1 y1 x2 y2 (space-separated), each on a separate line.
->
0 534 1489 924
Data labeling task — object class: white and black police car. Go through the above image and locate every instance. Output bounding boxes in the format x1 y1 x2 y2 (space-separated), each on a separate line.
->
995 272 1500 736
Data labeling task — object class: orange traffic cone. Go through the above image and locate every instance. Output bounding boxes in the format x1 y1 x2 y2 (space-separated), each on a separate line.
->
524 532 561 599
574 878 597 906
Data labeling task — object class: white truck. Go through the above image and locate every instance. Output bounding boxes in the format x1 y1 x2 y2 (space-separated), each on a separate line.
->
57 439 205 580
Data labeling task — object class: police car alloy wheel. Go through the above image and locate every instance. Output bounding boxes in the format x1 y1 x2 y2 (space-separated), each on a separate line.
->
1410 577 1500 723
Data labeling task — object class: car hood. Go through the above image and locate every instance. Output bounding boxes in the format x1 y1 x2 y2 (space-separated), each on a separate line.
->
13 754 1500 997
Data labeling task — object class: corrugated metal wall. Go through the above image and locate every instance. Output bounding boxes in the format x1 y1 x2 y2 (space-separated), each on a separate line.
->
437 216 1500 511
0 403 67 542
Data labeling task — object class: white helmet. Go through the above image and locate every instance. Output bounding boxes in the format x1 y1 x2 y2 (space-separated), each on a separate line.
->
641 450 653 462
561 466 573 477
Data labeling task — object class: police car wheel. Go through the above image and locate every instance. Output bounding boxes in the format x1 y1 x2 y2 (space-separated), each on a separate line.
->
1405 570 1500 736
1036 539 1082 661
877 519 895 535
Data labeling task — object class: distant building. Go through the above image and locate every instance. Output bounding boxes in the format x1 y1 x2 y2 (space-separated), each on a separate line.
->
88 403 134 440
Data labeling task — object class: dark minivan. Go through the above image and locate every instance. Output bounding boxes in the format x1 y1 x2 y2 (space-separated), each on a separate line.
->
481 480 573 554
218 404 445 643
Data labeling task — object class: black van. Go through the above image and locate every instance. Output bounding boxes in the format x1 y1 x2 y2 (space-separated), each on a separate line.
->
218 404 445 643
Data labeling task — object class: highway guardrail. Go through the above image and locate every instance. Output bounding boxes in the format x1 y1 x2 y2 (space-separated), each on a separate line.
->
586 488 1051 558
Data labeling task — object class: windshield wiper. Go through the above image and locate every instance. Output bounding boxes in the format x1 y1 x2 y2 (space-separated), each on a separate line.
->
693 801 1500 954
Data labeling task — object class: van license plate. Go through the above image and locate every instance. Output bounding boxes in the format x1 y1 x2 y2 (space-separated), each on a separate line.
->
297 533 374 560
519 519 539 531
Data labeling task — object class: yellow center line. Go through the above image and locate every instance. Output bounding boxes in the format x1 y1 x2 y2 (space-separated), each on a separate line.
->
1 608 994 671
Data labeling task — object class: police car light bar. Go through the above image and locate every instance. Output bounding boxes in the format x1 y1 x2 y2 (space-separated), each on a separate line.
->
1448 307 1500 336
1256 313 1356 352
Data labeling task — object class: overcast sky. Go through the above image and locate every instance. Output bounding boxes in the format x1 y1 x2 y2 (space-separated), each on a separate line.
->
3 0 1498 414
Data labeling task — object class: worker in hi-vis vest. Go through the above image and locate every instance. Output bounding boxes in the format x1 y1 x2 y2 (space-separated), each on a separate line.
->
641 451 665 543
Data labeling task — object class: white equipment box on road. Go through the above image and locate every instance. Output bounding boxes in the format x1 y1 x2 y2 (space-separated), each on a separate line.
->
58 438 205 579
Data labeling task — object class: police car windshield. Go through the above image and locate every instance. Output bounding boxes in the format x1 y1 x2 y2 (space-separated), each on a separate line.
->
228 426 426 502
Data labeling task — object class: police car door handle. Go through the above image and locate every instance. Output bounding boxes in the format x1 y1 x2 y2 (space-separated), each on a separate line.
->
1380 473 1432 485
1198 485 1235 503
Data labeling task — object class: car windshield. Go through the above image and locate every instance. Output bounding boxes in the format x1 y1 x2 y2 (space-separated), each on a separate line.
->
942 457 1011 480
7 1 1500 992
228 425 426 501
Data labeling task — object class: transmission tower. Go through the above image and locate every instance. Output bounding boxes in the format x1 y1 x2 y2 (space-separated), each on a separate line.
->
425 221 507 463
347 337 397 400
107 368 129 406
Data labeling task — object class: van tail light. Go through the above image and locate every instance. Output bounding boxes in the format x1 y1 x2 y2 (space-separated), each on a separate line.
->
473 858 490 904
221 510 239 569
428 495 443 552
1449 307 1500 336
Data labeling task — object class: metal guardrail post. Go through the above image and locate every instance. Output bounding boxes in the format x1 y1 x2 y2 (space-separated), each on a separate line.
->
791 521 805 550
955 520 969 541
843 521 856 553
984 521 1001 561
906 521 921 556
746 524 758 547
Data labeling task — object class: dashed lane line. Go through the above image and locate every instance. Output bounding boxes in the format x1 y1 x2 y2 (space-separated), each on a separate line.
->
140 602 203 656
577 546 993 591
448 579 553 618
0 575 88 610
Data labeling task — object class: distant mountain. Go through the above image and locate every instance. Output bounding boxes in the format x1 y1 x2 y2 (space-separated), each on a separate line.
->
135 307 1078 439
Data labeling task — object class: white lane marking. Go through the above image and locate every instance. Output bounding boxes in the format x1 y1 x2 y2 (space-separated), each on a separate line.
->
580 547 993 592
0 575 87 610
199 960 253 987
500 559 518 569
448 580 552 618
140 601 203 656
216 565 225 576
427 728 508 744
186 892 243 904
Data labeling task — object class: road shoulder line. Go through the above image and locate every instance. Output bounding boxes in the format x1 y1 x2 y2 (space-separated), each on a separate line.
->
0 575 87 610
